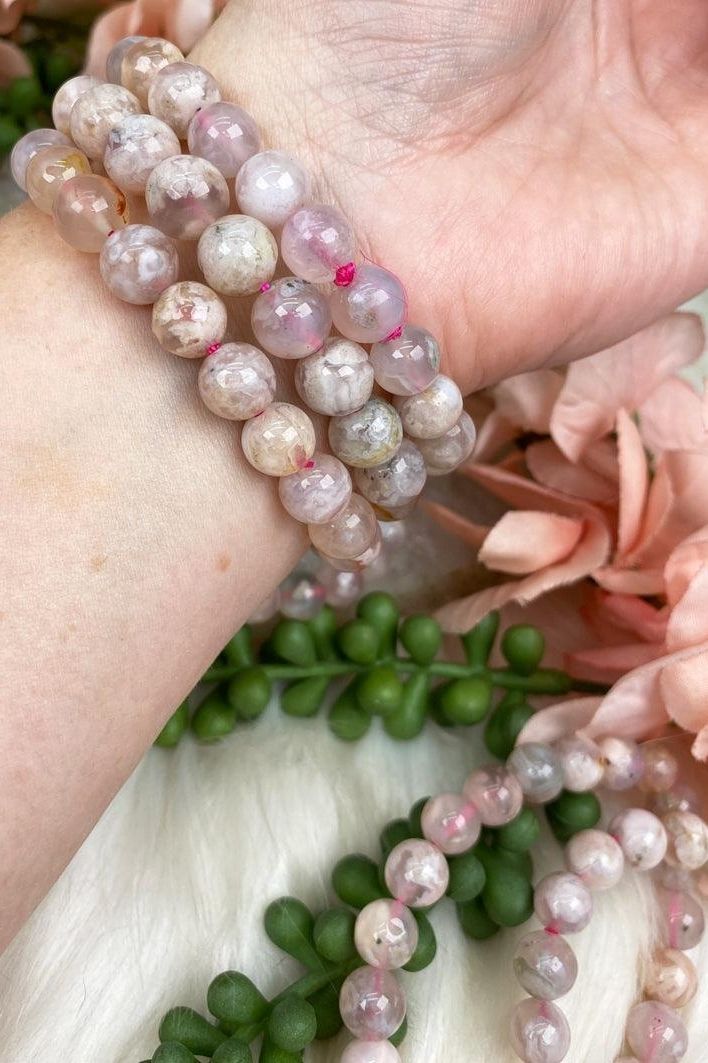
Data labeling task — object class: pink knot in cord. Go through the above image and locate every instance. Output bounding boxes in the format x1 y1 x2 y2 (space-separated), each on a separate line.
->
384 325 404 342
303 459 316 469
205 342 222 356
334 262 357 287
544 925 560 936
260 282 272 292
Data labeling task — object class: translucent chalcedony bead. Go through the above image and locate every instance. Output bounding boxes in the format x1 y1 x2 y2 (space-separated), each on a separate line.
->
340 1041 401 1063
416 411 477 475
421 793 481 855
533 872 593 934
152 281 227 358
598 736 645 791
319 566 363 608
328 398 403 469
278 453 352 524
463 765 524 827
51 74 102 135
147 61 221 138
353 440 427 515
294 338 374 416
52 174 128 253
626 1002 688 1063
660 889 705 950
354 898 419 970
187 101 260 178
10 128 71 191
198 343 276 420
384 838 449 908
513 930 578 1000
321 532 382 572
651 785 698 818
106 35 146 83
608 808 667 871
565 829 624 891
640 746 679 794
235 150 311 228
69 83 141 159
120 37 184 107
279 573 327 620
197 215 278 297
145 155 230 241
394 374 463 440
25 145 91 214
370 325 441 396
251 277 332 359
104 113 180 194
645 948 698 1008
308 494 379 561
281 204 356 283
662 810 708 869
330 263 407 344
507 743 564 805
339 966 406 1040
99 224 179 305
510 999 571 1063
241 403 316 477
556 735 605 793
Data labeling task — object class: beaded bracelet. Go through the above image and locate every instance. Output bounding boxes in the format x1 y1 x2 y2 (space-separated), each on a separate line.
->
9 35 477 573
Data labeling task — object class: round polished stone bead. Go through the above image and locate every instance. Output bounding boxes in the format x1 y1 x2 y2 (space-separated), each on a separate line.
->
421 793 481 855
25 144 91 214
354 899 419 970
416 411 477 475
308 494 379 561
394 375 463 440
235 150 311 228
660 889 705 950
51 74 102 135
331 263 407 343
556 735 604 793
198 343 276 420
52 174 128 253
339 966 405 1041
251 277 331 359
281 204 356 283
510 999 570 1063
69 83 141 160
598 736 645 791
353 440 427 515
565 829 624 891
370 325 441 396
384 838 449 908
197 214 278 297
463 764 523 827
608 808 667 871
640 746 679 794
294 338 374 416
513 930 578 1001
340 1042 400 1063
279 573 327 620
187 101 260 178
662 810 708 869
147 61 221 138
651 785 699 818
318 565 364 608
241 403 316 477
533 872 593 934
328 398 403 469
104 113 180 194
645 948 697 1008
10 129 71 191
508 743 563 805
278 453 352 524
120 37 184 107
152 281 227 358
626 1002 688 1062
106 35 146 83
320 532 382 572
145 155 230 241
99 224 179 305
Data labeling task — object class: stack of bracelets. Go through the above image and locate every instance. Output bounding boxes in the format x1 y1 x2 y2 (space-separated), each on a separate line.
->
8 37 707 1063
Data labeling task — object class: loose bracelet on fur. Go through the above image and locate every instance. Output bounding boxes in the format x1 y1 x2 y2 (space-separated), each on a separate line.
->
10 35 477 573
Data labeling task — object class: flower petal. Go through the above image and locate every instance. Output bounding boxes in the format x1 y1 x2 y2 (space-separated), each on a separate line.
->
492 369 564 434
630 451 708 569
0 39 32 85
639 377 708 456
664 525 708 607
616 408 649 558
516 698 603 745
471 409 517 464
525 440 618 504
565 642 662 684
479 510 584 575
84 2 140 77
666 564 708 651
419 499 490 550
165 0 216 53
660 650 708 736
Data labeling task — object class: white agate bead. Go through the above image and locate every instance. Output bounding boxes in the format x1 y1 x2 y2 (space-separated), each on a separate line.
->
106 36 146 84
394 374 463 439
145 155 230 241
421 792 481 854
99 224 179 305
187 101 260 178
644 948 698 1008
662 810 708 870
384 838 449 908
278 453 352 524
370 325 441 395
507 742 563 805
328 398 403 469
598 736 644 791
235 150 311 228
340 1042 400 1063
120 37 184 107
294 338 374 416
241 403 316 477
104 113 180 194
198 343 276 421
565 829 624 891
10 128 71 191
281 204 356 283
251 277 331 359
152 281 227 358
354 899 419 970
608 808 667 870
463 764 523 826
51 74 102 135
626 1002 688 1063
339 966 405 1040
556 735 604 793
69 83 141 159
353 440 427 514
510 999 570 1063
197 215 278 297
513 929 578 1000
415 411 476 474
533 872 593 934
147 61 221 138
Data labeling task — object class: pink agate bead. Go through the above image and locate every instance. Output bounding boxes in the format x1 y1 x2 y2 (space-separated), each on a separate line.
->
626 1002 688 1062
106 36 146 83
354 898 419 970
565 829 624 891
507 743 563 805
295 338 374 416
370 325 441 396
339 966 406 1041
513 930 578 1000
279 573 327 620
241 403 316 477
281 204 356 283
51 74 102 135
308 494 379 561
147 61 221 138
533 872 593 934
328 398 403 469
660 889 705 950
510 999 570 1063
662 810 708 870
69 83 141 159
321 533 382 572
556 735 604 793
353 440 427 515
10 128 71 191
26 145 91 214
330 263 407 344
340 1041 400 1063
152 281 227 358
598 736 645 791
197 215 278 297
319 566 364 608
278 453 352 524
608 808 667 871
415 411 476 475
235 150 311 228
104 113 180 194
251 277 332 359
187 101 260 178
145 155 230 241
384 838 449 908
198 343 276 421
52 174 129 253
640 745 679 794
463 764 523 826
99 224 179 305
394 374 463 440
644 948 698 1009
120 37 184 107
421 793 481 855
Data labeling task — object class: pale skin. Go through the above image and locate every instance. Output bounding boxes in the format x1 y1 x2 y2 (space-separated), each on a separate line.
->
0 0 707 951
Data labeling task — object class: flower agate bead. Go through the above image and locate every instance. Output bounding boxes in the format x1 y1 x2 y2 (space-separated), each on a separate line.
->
52 174 128 253
328 398 403 469
251 277 332 359
463 765 523 826
421 793 481 855
384 839 449 908
339 966 406 1040
104 114 180 194
120 37 184 107
416 411 476 475
26 145 91 214
370 325 441 396
331 263 407 344
278 453 352 524
152 281 227 358
235 150 311 228
51 74 102 135
354 899 419 970
353 440 427 515
662 811 708 869
645 949 697 1008
281 204 356 283
394 375 463 440
99 225 179 305
145 155 230 241
106 36 146 83
308 495 379 561
565 829 624 891
340 1042 400 1063
556 735 604 793
660 890 705 950
187 101 260 178
197 215 278 297
513 930 578 1001
321 534 382 572
640 746 679 793
510 999 570 1063
626 1002 688 1062
508 743 563 805
598 736 645 791
608 809 667 871
198 343 276 420
69 83 141 159
319 566 363 608
279 573 327 620
10 128 71 191
148 62 221 138
241 403 316 476
294 338 374 416
533 872 593 934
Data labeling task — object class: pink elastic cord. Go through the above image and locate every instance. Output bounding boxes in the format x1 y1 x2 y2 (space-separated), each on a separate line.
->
334 262 356 287
205 342 222 356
